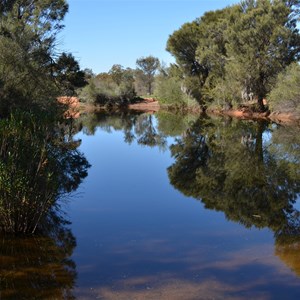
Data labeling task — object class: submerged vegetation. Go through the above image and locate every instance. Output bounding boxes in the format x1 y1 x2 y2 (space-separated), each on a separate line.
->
0 220 77 299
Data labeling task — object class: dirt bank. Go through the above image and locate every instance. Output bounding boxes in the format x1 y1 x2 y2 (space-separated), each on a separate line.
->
57 96 81 118
207 108 300 125
58 96 300 126
128 98 160 113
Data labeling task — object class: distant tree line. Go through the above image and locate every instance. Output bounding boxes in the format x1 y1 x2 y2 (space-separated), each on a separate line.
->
79 55 161 107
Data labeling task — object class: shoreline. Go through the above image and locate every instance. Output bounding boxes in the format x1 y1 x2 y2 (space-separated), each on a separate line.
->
206 108 300 125
59 96 300 126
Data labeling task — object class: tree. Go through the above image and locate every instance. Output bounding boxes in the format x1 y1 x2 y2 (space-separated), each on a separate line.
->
55 52 87 95
166 6 239 107
109 64 125 86
0 0 69 114
166 21 206 103
268 62 300 113
136 56 160 95
166 1 300 111
225 0 300 110
79 66 136 105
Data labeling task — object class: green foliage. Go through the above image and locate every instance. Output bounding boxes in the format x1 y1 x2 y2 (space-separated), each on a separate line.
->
165 0 300 111
154 74 186 105
0 110 90 233
0 0 86 114
136 56 160 95
225 0 300 109
0 32 60 114
268 62 300 113
154 64 198 108
55 52 87 95
79 66 136 106
166 20 207 104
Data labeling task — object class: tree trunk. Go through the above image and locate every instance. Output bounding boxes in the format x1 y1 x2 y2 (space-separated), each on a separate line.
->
257 96 265 112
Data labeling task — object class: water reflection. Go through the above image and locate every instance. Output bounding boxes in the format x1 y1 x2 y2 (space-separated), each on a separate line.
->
168 118 300 239
0 218 76 299
78 111 168 150
78 111 300 244
59 111 300 299
77 111 300 285
166 117 300 281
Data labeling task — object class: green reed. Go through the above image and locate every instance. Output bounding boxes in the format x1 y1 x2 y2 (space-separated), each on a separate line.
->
0 111 90 234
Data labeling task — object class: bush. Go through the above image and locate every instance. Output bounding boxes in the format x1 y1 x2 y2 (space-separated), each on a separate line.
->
78 72 136 106
0 111 90 233
154 75 198 108
268 63 300 114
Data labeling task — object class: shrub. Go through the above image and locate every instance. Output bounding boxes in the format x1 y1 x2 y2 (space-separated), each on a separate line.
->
0 111 90 233
268 63 300 114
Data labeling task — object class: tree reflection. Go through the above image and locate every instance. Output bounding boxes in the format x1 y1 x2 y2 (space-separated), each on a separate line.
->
0 214 77 299
156 110 198 137
78 111 168 150
168 117 300 240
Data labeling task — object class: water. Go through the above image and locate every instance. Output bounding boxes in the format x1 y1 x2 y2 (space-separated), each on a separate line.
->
1 111 300 299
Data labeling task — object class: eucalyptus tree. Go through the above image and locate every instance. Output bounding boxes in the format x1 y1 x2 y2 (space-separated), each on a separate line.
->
136 56 160 95
166 0 300 110
166 20 206 104
225 0 300 111
167 6 239 107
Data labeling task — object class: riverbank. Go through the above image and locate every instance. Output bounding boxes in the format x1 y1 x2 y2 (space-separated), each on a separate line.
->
59 96 300 126
206 107 300 125
128 97 160 113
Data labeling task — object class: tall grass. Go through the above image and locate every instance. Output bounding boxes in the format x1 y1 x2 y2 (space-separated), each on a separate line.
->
0 111 90 234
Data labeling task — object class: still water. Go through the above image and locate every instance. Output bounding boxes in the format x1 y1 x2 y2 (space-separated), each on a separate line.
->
2 111 300 299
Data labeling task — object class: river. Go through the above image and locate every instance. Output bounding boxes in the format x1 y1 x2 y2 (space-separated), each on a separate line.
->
1 111 300 299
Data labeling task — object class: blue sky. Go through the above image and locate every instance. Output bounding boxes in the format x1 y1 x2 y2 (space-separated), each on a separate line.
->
60 0 238 74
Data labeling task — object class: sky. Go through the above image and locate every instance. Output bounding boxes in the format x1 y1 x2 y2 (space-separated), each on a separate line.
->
60 0 239 74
